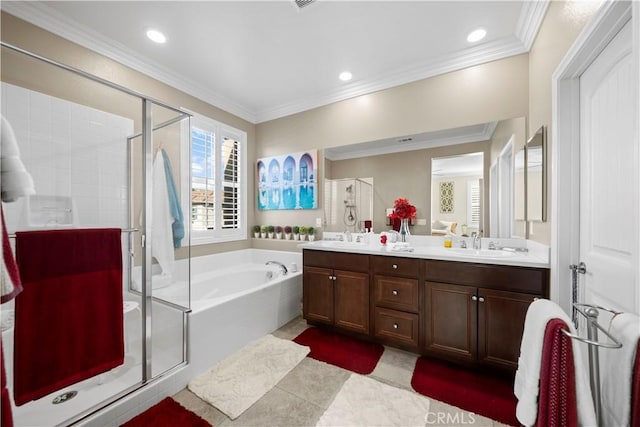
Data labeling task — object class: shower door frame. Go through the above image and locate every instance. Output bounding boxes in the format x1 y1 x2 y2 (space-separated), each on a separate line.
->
0 41 192 425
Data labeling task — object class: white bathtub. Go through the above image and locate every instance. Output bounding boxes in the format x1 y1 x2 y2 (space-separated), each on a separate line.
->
181 249 303 376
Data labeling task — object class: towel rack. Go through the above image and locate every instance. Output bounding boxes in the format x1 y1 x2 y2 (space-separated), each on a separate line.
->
562 303 623 427
7 228 139 238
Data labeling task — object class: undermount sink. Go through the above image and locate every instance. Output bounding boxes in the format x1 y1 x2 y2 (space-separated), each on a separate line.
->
448 248 515 258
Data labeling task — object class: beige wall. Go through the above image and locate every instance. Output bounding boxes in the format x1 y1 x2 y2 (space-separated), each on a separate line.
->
1 12 256 257
256 55 529 236
528 1 598 244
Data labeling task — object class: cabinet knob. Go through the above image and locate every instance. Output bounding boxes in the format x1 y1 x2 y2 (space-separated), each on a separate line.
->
392 323 399 329
392 290 398 296
478 297 485 303
392 264 398 269
471 295 478 301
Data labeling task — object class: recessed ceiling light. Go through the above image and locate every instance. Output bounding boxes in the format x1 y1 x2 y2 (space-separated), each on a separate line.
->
467 28 486 43
339 71 352 82
146 29 167 44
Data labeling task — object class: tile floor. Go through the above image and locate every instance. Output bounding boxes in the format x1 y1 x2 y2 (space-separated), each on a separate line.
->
172 316 508 427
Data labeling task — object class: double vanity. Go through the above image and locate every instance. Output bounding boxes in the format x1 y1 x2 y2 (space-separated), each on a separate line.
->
299 236 549 372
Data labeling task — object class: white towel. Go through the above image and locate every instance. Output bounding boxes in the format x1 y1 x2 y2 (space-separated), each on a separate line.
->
601 312 640 427
1 115 35 202
514 299 596 427
151 150 175 277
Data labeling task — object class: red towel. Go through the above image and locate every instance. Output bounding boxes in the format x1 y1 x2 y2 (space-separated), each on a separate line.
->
1 342 13 427
632 341 640 427
536 318 578 427
13 228 124 406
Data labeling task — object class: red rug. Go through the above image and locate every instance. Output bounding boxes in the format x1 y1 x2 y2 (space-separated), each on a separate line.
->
411 356 519 426
293 327 384 374
121 397 211 427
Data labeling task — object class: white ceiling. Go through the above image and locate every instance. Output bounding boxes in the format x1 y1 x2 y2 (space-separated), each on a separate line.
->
2 1 548 124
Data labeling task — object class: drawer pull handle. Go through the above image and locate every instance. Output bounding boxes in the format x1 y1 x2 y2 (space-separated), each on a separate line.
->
392 323 399 329
478 297 485 303
392 290 398 296
392 264 398 269
471 295 478 301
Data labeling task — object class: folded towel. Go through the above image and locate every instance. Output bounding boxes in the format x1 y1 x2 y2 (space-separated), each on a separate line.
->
601 312 640 426
1 207 22 303
161 149 184 249
152 151 175 276
536 318 578 426
1 115 35 202
13 228 124 405
514 299 596 426
632 341 640 426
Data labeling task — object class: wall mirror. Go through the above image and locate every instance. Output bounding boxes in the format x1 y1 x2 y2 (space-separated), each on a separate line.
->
323 117 526 236
526 125 547 222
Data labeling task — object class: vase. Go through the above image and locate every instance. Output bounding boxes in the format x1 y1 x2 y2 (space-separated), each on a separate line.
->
399 218 410 242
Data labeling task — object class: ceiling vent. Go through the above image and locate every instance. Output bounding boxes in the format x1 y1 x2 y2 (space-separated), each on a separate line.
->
295 0 316 9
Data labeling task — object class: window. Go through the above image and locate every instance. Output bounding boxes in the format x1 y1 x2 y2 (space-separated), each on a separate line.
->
467 179 481 228
182 114 246 244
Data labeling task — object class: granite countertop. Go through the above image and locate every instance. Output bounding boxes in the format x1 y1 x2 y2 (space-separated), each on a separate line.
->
299 234 550 269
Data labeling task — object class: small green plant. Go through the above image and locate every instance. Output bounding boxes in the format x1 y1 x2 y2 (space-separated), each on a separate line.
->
299 226 308 235
253 225 261 233
267 225 275 233
260 225 268 233
284 225 292 234
292 226 300 234
307 226 315 235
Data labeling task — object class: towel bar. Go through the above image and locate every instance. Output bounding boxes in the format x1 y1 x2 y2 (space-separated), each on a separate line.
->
7 228 139 238
562 303 623 427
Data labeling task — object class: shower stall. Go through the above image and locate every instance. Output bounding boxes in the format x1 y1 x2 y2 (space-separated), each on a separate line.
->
323 178 374 232
1 42 191 426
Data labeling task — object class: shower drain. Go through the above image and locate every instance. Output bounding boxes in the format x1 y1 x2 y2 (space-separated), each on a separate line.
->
52 391 77 404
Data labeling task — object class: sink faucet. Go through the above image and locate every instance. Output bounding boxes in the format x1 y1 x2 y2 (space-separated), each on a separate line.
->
266 261 288 275
472 232 482 250
344 230 352 242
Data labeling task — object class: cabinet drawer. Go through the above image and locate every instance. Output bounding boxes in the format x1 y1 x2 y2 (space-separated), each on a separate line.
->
303 250 369 272
372 256 419 278
374 276 419 312
374 307 419 349
424 260 548 295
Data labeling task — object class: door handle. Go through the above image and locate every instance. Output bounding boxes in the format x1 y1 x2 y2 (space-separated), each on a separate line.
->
471 295 478 301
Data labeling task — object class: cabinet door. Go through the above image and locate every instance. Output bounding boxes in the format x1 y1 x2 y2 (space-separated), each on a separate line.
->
424 282 477 362
477 288 537 370
303 266 334 325
334 269 370 334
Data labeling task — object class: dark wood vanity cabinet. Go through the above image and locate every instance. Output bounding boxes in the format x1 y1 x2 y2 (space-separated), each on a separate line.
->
424 260 548 370
303 250 370 334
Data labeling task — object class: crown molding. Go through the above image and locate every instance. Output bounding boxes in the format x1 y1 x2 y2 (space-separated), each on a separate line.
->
3 1 547 124
515 0 550 50
1 1 258 123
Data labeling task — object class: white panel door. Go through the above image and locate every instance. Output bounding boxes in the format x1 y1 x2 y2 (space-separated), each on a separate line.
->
579 21 636 313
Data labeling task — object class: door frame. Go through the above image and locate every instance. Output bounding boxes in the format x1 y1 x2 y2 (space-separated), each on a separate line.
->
551 1 639 313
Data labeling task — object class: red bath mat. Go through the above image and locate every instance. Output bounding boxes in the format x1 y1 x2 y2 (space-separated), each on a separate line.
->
121 397 211 427
293 327 384 374
411 356 518 426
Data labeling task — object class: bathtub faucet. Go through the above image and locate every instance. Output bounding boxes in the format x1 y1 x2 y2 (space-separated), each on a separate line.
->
266 261 288 275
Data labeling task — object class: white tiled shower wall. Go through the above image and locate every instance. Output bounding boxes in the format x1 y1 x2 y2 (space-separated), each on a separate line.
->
1 82 133 233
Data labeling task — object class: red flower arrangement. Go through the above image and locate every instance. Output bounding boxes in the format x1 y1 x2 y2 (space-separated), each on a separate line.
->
388 198 417 220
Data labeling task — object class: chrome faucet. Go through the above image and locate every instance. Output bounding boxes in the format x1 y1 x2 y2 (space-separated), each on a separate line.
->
472 232 482 250
266 261 288 275
344 230 352 242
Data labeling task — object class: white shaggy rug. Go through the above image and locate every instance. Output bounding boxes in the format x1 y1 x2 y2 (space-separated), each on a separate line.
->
188 334 309 420
316 374 431 427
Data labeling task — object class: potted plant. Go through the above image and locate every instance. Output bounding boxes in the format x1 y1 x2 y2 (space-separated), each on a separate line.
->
307 226 315 241
292 226 300 240
284 225 292 240
275 225 283 239
253 225 261 238
267 225 275 239
260 225 268 239
299 226 308 241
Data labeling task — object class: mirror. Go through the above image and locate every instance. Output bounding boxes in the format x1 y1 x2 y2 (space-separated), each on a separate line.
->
324 117 526 236
526 126 547 222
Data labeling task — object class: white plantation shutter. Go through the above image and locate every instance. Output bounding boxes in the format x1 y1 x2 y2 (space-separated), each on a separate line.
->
467 180 481 228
